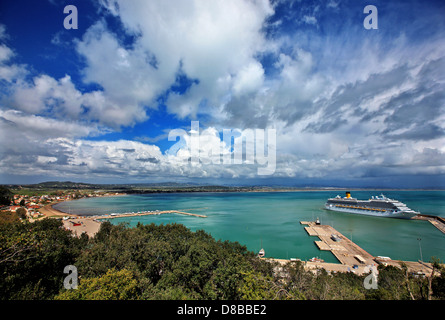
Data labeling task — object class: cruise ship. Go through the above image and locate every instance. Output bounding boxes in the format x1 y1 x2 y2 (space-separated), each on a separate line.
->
325 192 419 219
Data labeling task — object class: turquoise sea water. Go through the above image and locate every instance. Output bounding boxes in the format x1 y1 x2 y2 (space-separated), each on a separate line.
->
54 191 445 263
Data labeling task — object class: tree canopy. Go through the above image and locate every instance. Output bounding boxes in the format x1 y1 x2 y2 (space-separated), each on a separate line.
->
0 186 13 206
1 216 444 300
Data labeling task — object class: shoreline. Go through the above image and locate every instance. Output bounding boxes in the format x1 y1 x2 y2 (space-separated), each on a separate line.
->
39 191 443 259
40 195 207 238
40 192 127 217
39 203 102 237
121 188 445 195
42 188 445 217
39 203 77 218
41 197 444 274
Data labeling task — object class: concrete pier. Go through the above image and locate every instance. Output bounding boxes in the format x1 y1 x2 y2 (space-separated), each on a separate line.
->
103 209 207 219
301 221 375 266
299 221 438 276
413 214 445 234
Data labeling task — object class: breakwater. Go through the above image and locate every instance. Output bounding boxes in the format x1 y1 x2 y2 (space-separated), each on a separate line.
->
103 209 207 219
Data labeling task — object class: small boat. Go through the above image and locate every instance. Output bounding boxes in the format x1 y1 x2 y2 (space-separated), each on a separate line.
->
309 257 324 263
258 248 265 258
258 239 265 257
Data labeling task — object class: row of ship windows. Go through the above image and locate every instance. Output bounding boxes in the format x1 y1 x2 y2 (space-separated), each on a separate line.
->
327 201 395 209
331 204 397 212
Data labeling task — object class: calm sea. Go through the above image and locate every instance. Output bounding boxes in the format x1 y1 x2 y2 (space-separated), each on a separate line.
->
54 191 445 263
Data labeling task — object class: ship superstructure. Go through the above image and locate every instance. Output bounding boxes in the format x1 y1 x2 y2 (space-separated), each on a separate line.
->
325 192 418 219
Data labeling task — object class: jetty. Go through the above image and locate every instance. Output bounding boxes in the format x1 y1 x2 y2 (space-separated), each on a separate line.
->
102 209 207 219
301 221 375 266
412 214 445 234
61 209 207 238
299 220 438 276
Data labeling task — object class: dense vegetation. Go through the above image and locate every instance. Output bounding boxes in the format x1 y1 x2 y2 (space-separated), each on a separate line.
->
0 186 13 206
1 214 444 300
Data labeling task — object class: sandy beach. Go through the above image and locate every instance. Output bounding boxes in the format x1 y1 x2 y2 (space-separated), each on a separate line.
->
37 193 127 237
62 217 102 238
39 203 102 237
39 203 77 218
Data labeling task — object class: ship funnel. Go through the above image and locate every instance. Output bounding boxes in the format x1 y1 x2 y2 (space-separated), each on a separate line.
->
346 191 351 198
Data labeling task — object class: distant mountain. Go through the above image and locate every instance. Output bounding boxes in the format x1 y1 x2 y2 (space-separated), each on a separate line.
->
36 181 93 188
126 182 203 187
5 181 211 190
3 181 439 192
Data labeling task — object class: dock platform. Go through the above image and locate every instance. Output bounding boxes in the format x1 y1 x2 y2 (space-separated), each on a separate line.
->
413 214 445 234
302 221 376 266
315 240 331 251
299 220 439 276
104 210 207 219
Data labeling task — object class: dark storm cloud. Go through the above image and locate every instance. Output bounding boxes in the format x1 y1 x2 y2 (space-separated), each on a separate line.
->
382 90 445 138
301 56 445 144
303 117 348 134
303 65 411 134
378 58 445 141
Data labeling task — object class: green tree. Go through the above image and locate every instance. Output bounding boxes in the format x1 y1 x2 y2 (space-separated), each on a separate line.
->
0 211 20 224
237 270 278 300
6 213 441 301
281 261 311 298
74 222 274 300
0 186 13 206
16 207 27 219
55 268 138 300
328 272 366 300
366 265 410 300
0 218 83 299
431 257 445 299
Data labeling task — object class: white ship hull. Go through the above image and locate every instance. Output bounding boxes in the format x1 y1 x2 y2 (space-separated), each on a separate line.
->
325 204 417 219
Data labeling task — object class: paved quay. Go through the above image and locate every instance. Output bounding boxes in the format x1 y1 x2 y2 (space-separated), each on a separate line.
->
413 214 445 234
289 220 439 276
104 210 208 219
301 221 375 266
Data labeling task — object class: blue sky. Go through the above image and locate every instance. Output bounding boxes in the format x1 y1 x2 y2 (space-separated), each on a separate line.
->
0 0 444 187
